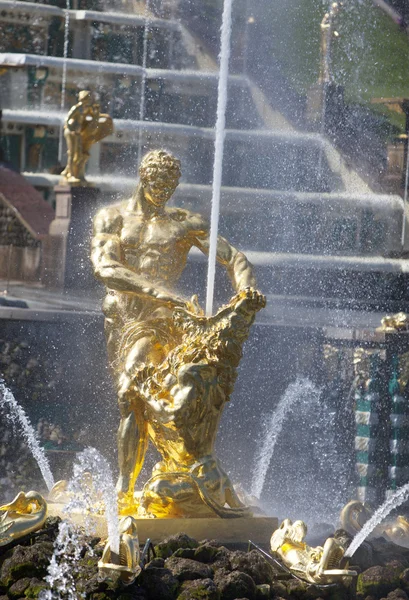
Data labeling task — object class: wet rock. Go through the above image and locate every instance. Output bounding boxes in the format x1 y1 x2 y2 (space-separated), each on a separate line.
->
154 534 199 559
7 577 31 599
386 589 409 600
271 581 289 598
24 577 48 598
357 564 403 598
194 545 222 564
230 550 274 585
214 568 257 600
145 557 165 569
173 548 197 560
400 569 409 591
138 566 179 600
286 578 311 598
165 557 214 581
0 542 54 586
256 583 271 598
370 541 409 569
177 578 219 600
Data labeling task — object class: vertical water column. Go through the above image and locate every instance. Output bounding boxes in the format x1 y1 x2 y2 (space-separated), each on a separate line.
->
388 355 409 495
205 0 234 316
355 353 381 504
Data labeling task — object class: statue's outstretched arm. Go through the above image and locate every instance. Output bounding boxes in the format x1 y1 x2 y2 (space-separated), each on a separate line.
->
91 209 185 308
188 213 256 291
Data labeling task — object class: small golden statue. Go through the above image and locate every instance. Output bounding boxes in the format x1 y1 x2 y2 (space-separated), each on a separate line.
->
91 149 262 518
270 519 356 585
320 2 341 84
98 516 141 585
60 90 113 185
340 500 409 546
0 491 48 546
379 312 409 332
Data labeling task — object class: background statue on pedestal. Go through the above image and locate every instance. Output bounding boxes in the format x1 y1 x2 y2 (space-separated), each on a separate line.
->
91 149 264 518
61 90 113 185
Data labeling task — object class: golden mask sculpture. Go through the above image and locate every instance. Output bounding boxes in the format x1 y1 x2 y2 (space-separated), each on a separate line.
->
0 491 47 546
60 90 114 185
91 149 264 518
270 519 356 585
98 516 141 585
379 312 409 332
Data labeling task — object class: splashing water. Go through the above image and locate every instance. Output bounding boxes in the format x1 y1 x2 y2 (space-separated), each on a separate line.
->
70 447 120 555
137 0 152 165
251 378 321 499
345 482 409 557
0 380 54 491
205 0 234 316
58 0 71 162
40 521 84 600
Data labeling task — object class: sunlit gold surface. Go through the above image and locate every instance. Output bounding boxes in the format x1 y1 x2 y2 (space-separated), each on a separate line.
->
98 516 141 585
379 312 409 332
340 500 373 536
340 501 409 546
91 149 260 518
0 491 47 546
271 519 356 585
60 90 113 185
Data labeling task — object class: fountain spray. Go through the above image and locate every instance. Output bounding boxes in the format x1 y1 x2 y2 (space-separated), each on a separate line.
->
0 380 54 491
206 0 234 317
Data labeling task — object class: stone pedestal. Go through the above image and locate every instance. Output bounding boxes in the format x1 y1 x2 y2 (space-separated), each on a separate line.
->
45 184 100 290
47 503 278 545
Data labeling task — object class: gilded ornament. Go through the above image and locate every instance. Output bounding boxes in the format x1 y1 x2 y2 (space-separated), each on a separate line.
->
0 491 47 546
60 90 114 185
98 516 141 585
91 149 262 518
270 519 356 585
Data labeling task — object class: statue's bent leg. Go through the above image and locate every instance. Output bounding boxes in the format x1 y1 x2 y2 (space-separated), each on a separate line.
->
116 335 161 497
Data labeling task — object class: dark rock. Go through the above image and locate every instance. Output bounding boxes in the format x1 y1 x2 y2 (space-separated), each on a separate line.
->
371 541 409 569
43 516 61 530
165 557 214 581
0 542 54 586
7 577 31 599
256 583 271 599
145 557 165 569
357 564 404 598
286 578 311 597
400 569 409 591
139 566 179 600
24 577 48 598
173 548 197 560
387 589 409 600
230 550 274 585
177 578 219 600
271 581 288 598
198 540 223 549
155 534 199 559
214 569 257 600
194 545 222 564
351 542 375 572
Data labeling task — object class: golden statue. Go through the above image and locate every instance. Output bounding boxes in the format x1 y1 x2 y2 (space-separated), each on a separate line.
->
61 90 113 185
320 2 340 84
340 500 409 547
379 312 409 332
270 519 356 585
0 491 47 546
91 149 262 518
98 516 141 585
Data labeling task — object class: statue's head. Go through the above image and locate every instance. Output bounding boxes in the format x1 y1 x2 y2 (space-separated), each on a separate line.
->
139 149 181 207
78 90 93 105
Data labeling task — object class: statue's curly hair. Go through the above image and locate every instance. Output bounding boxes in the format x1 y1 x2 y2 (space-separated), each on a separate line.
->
139 149 181 184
